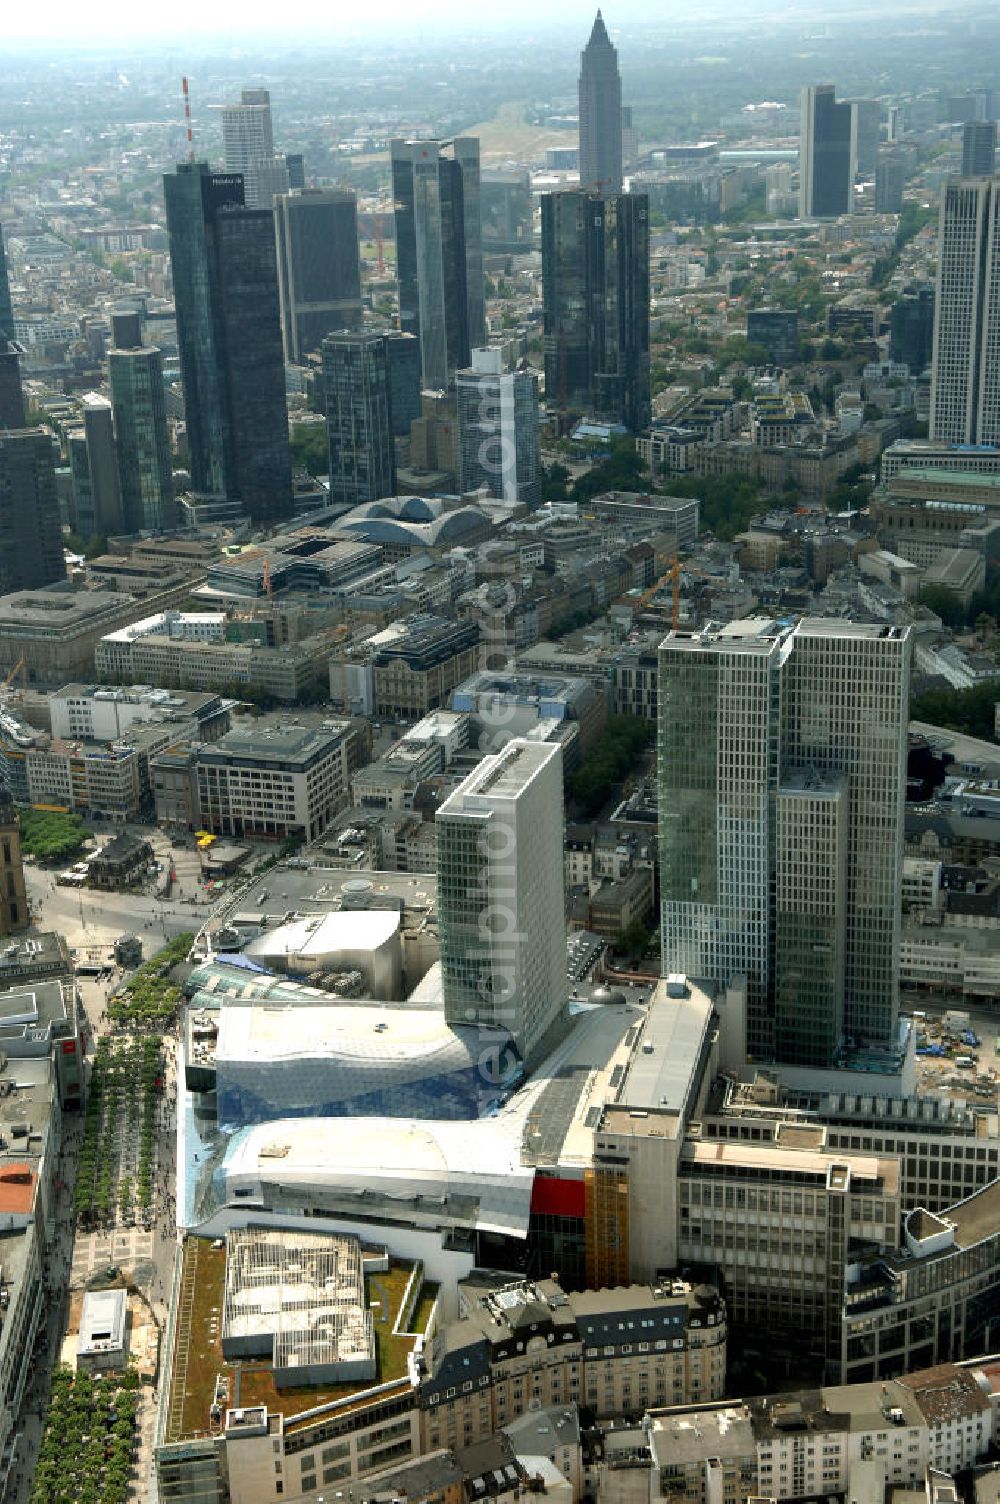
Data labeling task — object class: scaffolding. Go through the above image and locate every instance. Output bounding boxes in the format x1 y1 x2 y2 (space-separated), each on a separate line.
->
221 1228 376 1386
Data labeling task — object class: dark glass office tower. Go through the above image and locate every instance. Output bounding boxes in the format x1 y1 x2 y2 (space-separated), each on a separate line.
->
890 286 935 373
799 85 852 218
274 189 362 363
384 331 422 438
163 162 292 522
0 225 25 433
391 138 484 391
0 430 64 593
542 189 649 432
579 11 623 195
322 331 396 506
109 318 175 532
962 121 997 177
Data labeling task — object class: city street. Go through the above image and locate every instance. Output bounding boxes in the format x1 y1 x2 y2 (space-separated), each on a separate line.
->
6 846 193 1504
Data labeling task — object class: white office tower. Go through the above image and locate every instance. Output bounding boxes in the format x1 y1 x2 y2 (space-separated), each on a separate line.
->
659 619 911 1068
456 349 541 507
930 176 1000 444
220 88 284 209
436 739 567 1066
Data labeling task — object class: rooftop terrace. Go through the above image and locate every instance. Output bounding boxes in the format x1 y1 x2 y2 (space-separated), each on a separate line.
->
164 1238 434 1444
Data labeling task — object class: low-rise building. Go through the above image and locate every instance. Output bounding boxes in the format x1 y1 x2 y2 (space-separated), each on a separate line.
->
421 1276 726 1453
88 832 154 889
195 724 353 842
585 493 700 548
330 616 480 721
647 1363 994 1504
843 1180 1000 1383
0 587 193 686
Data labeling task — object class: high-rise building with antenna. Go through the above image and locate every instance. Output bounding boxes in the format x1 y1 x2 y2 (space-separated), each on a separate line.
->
579 11 623 195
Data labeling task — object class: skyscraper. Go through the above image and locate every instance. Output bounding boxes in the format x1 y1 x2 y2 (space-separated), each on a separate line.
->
875 151 906 213
0 230 13 345
890 285 935 372
456 348 540 506
108 315 174 533
79 394 122 537
0 225 24 434
220 88 280 209
962 121 997 177
322 331 395 506
384 331 422 438
799 85 852 218
930 176 1000 445
391 138 485 391
274 189 362 363
658 618 911 1066
164 162 292 522
541 189 650 431
0 429 65 594
848 98 880 179
436 739 567 1067
579 11 623 195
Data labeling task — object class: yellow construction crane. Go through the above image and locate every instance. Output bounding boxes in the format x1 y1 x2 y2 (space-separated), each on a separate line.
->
0 657 26 693
637 557 681 628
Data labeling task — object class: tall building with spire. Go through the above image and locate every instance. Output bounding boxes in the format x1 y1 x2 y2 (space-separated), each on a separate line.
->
579 11 623 195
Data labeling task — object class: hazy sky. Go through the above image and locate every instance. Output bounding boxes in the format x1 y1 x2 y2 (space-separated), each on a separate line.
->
0 0 891 45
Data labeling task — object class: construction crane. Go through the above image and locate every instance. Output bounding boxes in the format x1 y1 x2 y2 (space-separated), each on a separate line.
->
0 657 26 694
636 557 681 628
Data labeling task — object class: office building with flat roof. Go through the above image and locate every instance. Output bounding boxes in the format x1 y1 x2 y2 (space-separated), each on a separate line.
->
799 85 852 218
658 618 911 1065
930 176 1000 446
323 331 396 506
456 349 540 507
542 189 650 432
108 323 174 533
163 162 292 522
274 189 362 363
437 740 567 1065
0 430 64 596
392 139 485 391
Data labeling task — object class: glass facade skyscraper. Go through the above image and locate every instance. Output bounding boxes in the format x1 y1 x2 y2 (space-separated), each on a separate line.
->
391 138 484 391
109 325 175 533
0 430 64 594
541 189 650 431
274 189 362 364
962 122 997 177
322 331 395 507
164 161 292 523
659 618 911 1067
799 85 852 218
930 176 1000 445
0 225 24 433
579 11 623 195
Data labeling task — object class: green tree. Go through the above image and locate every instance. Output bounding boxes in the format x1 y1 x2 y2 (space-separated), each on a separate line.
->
917 585 965 630
289 424 328 477
615 919 651 957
